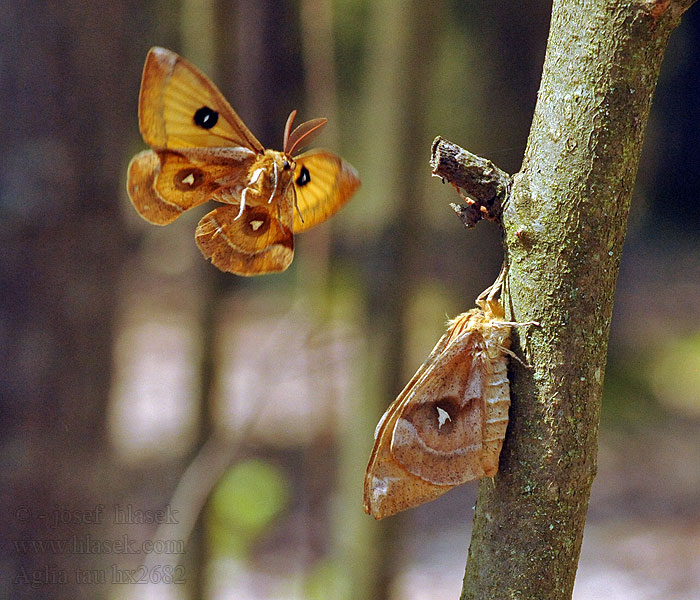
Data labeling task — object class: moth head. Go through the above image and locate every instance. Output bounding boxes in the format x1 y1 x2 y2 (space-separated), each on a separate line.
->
259 149 297 193
264 149 296 172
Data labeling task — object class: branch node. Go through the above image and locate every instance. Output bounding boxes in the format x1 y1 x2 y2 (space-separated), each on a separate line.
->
431 136 512 227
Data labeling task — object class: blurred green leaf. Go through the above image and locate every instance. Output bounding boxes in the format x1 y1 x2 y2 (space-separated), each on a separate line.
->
648 332 700 418
601 359 662 428
208 458 289 556
304 558 353 600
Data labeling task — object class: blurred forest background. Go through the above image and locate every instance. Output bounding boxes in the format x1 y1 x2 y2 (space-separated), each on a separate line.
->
1 1 699 599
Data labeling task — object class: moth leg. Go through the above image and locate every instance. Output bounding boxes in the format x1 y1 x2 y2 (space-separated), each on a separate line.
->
476 264 508 317
291 186 304 225
236 167 267 220
268 161 278 203
236 188 249 220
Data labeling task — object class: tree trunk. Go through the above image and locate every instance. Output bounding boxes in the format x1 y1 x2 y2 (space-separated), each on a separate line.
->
461 1 696 598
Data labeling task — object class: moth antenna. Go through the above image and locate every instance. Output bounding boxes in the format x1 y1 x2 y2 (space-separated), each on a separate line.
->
286 117 328 155
485 264 507 302
283 110 297 154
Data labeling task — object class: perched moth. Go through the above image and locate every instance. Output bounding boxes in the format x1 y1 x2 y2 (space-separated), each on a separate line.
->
364 272 522 519
127 47 360 276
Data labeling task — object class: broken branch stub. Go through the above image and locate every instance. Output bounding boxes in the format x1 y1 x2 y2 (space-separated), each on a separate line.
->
430 136 512 227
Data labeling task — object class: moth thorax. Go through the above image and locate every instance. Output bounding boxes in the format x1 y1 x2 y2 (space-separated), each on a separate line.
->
467 312 511 360
243 150 294 202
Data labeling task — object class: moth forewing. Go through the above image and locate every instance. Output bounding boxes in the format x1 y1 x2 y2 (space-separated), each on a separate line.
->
291 151 361 233
363 320 465 519
389 327 486 486
139 46 264 152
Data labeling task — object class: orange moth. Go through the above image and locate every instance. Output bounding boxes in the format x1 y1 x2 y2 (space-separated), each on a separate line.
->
127 47 360 276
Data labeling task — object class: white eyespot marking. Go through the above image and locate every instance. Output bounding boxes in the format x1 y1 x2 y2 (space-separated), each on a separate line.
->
182 173 195 186
250 220 264 231
436 406 451 429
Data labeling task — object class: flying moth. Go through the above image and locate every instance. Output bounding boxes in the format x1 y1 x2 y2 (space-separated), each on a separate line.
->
127 47 360 275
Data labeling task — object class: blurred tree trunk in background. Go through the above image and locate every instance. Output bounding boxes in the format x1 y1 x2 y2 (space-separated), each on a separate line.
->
296 0 339 298
175 4 220 598
351 0 441 598
0 2 146 598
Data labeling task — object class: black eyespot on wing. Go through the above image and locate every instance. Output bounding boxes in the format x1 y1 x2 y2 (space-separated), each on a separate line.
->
193 106 219 130
296 166 311 187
